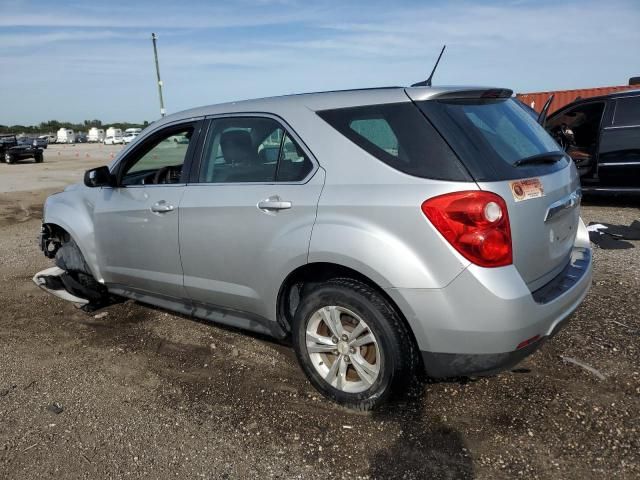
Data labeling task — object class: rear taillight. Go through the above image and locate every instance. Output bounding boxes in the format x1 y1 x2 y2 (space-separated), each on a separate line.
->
421 191 512 268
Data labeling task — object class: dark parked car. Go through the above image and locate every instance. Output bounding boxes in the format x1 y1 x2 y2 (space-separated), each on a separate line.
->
33 136 49 149
0 134 44 164
546 90 640 191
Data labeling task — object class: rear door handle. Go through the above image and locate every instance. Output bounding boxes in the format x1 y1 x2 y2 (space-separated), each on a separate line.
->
151 201 175 213
258 197 292 211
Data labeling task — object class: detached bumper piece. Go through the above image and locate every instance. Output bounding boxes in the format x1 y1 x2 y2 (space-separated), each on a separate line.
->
33 266 89 306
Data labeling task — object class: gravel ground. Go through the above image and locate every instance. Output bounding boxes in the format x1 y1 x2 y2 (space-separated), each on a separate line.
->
0 161 638 479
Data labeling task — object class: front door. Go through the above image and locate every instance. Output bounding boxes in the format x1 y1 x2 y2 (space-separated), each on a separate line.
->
179 116 324 322
94 121 202 298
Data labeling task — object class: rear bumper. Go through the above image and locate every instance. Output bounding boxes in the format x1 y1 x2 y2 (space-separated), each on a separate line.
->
386 221 593 377
420 310 571 377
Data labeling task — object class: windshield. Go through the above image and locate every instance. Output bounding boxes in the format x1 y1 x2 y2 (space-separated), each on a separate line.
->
418 98 567 181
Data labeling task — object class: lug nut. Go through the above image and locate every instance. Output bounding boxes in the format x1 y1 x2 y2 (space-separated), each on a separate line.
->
332 336 338 344
341 334 349 342
349 347 356 354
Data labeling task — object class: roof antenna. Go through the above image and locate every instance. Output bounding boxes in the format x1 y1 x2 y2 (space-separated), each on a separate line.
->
412 44 446 87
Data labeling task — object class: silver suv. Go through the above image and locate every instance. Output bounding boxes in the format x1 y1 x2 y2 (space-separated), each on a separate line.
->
36 86 592 410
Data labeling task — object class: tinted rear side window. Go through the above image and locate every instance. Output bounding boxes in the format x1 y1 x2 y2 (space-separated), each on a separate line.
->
613 96 640 127
418 98 568 181
317 103 471 181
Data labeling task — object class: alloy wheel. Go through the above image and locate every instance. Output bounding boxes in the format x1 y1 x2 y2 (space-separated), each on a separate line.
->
305 306 381 393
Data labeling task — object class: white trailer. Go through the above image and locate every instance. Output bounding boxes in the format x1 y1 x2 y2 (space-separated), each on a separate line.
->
104 127 124 145
87 128 105 143
56 128 75 144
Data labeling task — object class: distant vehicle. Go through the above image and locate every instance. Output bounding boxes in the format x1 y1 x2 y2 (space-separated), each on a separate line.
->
124 128 142 135
545 89 640 192
75 133 88 143
56 128 75 144
34 136 49 149
105 127 122 138
104 128 123 144
123 132 140 144
87 128 105 143
0 134 43 163
103 135 124 145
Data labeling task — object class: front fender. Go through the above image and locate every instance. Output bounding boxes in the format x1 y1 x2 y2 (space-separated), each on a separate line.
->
43 187 102 282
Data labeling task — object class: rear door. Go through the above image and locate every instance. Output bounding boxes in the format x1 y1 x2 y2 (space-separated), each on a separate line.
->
412 90 581 290
179 115 324 321
598 95 640 186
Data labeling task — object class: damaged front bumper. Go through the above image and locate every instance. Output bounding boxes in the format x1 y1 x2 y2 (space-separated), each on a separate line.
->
33 266 89 306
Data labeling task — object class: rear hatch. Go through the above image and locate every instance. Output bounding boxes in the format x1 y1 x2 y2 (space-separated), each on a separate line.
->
409 88 581 290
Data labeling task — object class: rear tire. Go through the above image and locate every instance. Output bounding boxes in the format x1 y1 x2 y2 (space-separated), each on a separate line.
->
5 153 14 164
35 154 43 163
292 278 419 411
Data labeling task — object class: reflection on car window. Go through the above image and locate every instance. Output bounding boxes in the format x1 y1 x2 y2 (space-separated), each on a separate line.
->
449 99 558 163
276 133 313 182
349 118 399 157
122 128 193 186
199 117 312 183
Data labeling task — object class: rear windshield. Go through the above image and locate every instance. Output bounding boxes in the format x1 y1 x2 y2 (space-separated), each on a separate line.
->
417 98 567 181
317 103 471 181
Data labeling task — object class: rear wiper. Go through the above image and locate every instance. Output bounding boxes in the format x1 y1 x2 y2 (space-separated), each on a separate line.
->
513 152 565 167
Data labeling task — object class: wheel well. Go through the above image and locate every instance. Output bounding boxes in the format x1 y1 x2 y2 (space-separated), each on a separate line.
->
277 263 418 346
41 223 70 258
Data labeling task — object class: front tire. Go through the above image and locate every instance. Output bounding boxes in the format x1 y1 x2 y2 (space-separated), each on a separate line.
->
35 154 43 163
292 278 418 410
5 153 14 164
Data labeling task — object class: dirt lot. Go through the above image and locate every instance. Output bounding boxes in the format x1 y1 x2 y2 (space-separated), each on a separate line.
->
0 145 638 479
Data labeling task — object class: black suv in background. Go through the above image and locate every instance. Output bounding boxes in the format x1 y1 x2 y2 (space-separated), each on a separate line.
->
0 134 44 164
546 90 640 191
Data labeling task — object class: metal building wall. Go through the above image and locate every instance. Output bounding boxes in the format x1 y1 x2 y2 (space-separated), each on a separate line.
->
516 85 638 114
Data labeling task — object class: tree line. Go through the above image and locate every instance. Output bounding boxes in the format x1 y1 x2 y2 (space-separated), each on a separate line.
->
0 119 150 135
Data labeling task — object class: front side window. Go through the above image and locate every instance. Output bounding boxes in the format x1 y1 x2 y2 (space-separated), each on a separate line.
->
198 117 312 183
121 127 194 185
546 102 605 150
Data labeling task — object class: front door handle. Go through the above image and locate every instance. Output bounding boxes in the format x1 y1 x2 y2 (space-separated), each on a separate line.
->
151 201 175 213
257 197 292 211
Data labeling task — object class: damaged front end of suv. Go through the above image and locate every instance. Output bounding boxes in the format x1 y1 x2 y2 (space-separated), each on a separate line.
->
35 219 118 312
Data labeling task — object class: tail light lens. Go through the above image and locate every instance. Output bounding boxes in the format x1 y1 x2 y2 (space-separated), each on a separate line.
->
421 191 512 268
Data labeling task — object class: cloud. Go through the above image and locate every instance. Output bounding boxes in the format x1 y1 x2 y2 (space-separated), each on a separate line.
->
0 0 638 125
0 2 326 29
0 30 140 48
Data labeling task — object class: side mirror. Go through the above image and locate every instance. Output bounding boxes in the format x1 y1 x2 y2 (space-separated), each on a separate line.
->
84 166 114 187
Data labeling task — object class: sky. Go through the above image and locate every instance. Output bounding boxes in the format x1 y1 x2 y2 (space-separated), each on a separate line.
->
1 0 639 125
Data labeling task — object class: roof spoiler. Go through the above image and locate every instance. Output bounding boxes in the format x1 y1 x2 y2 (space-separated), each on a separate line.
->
432 88 513 100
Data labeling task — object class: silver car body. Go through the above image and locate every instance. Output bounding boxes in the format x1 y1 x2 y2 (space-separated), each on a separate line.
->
41 86 592 376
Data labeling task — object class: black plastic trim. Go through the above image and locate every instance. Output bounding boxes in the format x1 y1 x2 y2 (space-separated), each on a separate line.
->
422 339 544 378
531 247 590 304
